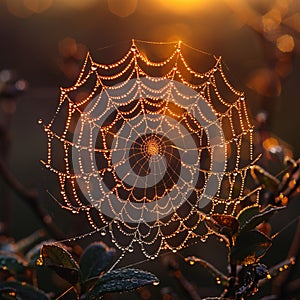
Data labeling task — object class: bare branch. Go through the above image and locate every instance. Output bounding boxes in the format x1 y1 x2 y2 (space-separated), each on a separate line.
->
0 160 66 240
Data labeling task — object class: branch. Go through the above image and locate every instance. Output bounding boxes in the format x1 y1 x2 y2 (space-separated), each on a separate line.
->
0 160 66 240
272 218 300 297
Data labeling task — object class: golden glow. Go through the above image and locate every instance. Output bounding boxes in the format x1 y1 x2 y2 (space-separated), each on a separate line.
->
154 0 209 14
147 140 160 156
263 137 279 150
284 13 300 33
107 0 138 17
5 0 52 17
263 8 282 32
23 0 52 13
43 40 256 259
277 34 295 53
61 0 98 9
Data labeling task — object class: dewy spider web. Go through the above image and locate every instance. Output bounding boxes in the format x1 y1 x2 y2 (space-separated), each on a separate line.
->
40 40 259 259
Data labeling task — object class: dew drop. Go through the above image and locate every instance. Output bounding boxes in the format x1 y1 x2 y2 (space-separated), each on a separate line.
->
91 65 97 71
37 118 43 125
201 236 207 243
100 228 106 236
128 245 134 253
153 281 160 286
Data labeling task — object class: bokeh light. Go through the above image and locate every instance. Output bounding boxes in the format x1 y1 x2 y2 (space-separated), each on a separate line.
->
107 0 138 17
60 0 98 9
276 34 295 53
153 0 211 14
23 0 52 13
5 0 53 17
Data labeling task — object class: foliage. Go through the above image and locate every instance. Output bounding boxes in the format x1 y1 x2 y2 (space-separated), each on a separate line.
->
183 159 300 299
1 160 300 299
0 237 158 299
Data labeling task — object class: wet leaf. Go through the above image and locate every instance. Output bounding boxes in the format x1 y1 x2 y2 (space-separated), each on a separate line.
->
0 281 50 300
237 205 260 231
236 263 269 297
81 268 159 299
230 230 272 265
40 244 79 285
205 214 239 238
251 166 280 193
240 205 284 233
25 240 54 268
0 252 27 276
79 242 115 283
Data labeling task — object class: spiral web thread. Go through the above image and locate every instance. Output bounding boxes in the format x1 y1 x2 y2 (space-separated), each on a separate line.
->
40 40 260 259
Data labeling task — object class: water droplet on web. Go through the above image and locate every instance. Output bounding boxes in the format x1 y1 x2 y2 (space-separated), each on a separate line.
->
42 42 255 261
128 245 134 252
153 281 160 286
189 259 195 266
201 236 207 242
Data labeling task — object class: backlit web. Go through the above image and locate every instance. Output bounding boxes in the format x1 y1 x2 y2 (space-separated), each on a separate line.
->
40 40 259 259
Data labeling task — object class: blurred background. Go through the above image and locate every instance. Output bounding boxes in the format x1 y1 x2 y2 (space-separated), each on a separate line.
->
1 0 300 299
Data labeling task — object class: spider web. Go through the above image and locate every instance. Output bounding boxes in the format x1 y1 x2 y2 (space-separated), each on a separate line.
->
40 40 259 259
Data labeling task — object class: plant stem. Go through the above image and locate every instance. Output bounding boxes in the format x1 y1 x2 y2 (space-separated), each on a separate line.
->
0 160 66 240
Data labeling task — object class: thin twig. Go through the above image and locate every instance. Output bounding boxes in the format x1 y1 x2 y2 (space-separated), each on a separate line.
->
0 160 66 240
272 218 300 298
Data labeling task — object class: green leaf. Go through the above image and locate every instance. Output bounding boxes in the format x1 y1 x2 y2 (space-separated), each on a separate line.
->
230 230 272 265
79 242 115 284
251 165 280 192
240 205 285 233
237 205 260 231
39 244 79 285
205 214 239 238
0 281 50 300
25 240 54 268
0 252 27 276
236 263 269 297
82 268 159 299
